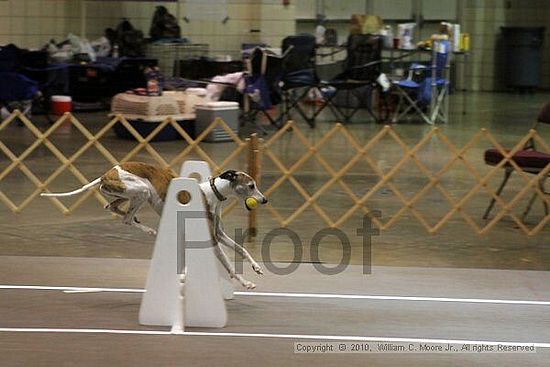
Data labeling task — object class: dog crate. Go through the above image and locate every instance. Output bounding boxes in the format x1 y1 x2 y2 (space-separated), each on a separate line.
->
68 64 111 103
111 92 194 141
145 43 209 77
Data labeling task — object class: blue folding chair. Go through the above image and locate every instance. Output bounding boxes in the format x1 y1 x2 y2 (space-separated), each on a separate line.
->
391 39 450 125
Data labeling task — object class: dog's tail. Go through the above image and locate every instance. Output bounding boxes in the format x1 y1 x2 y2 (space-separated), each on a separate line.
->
40 177 102 197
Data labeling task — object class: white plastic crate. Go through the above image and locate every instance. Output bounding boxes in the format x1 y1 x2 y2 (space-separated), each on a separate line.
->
195 101 239 142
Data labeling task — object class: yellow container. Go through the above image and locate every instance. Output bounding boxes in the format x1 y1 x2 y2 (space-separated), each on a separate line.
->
460 33 470 51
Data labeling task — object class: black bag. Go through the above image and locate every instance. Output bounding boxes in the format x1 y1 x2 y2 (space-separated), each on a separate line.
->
117 20 145 57
106 20 145 58
0 44 21 72
149 6 181 40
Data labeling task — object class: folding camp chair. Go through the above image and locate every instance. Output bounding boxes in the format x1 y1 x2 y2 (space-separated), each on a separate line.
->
0 72 39 117
391 39 451 125
278 33 320 128
314 34 384 124
483 101 550 220
241 47 285 134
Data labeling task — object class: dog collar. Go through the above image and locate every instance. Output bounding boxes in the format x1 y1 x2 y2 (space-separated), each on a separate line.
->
209 177 227 202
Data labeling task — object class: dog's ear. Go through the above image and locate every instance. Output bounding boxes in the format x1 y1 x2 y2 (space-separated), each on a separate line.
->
219 170 238 182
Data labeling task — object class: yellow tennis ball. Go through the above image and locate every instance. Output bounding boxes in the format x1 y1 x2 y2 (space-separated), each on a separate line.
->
245 197 258 209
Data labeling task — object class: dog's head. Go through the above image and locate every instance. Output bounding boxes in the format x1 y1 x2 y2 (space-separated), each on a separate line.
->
219 170 268 210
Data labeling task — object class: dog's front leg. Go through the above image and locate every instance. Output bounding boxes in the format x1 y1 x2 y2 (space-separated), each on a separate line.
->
213 243 256 290
217 229 263 275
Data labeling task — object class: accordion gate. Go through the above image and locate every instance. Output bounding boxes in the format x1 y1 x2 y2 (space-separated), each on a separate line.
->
0 111 247 216
261 122 549 236
0 111 548 236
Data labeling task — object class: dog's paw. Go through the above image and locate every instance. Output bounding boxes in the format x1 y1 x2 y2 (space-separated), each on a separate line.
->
243 281 256 290
147 229 157 236
252 263 263 275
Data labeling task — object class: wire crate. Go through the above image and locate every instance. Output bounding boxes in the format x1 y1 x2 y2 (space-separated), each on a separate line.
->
145 43 209 77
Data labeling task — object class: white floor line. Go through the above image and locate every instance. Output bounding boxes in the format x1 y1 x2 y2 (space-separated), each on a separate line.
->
0 285 144 293
0 327 169 336
1 284 549 306
235 291 550 306
0 327 548 348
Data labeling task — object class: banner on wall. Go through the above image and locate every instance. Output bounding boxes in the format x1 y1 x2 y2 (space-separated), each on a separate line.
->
186 0 228 21
86 0 178 3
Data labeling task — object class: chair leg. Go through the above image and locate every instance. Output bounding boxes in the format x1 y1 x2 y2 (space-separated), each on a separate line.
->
240 109 268 135
401 89 433 125
392 86 432 124
292 88 317 128
376 91 386 122
350 88 379 122
392 92 404 123
431 85 449 124
324 94 348 123
336 90 353 124
279 87 317 128
315 89 360 124
443 84 449 123
522 192 538 221
283 89 298 123
483 169 512 220
430 88 443 123
543 178 549 216
311 92 333 120
329 90 359 124
281 91 291 123
521 176 548 220
378 91 391 122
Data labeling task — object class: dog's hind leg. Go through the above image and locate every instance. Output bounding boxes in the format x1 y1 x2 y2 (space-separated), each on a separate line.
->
123 197 157 236
105 198 127 215
213 244 256 290
105 198 142 224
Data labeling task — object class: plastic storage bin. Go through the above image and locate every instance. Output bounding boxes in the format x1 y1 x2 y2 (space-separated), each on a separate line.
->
195 101 239 142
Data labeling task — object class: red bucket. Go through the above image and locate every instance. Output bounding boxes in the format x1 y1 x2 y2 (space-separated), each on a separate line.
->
51 95 72 115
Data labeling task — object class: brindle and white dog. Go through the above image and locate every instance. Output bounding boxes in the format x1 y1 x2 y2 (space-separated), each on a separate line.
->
41 162 268 289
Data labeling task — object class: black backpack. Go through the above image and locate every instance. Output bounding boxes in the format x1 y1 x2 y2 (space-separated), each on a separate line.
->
150 6 181 40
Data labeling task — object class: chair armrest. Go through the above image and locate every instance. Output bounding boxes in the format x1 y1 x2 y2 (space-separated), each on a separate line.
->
409 63 427 70
349 59 382 71
315 46 346 58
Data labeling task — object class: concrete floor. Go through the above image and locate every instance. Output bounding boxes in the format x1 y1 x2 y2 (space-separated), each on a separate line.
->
0 91 549 365
0 256 549 366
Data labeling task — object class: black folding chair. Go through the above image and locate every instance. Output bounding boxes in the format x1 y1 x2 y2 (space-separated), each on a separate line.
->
278 34 320 128
315 34 384 124
483 101 550 220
